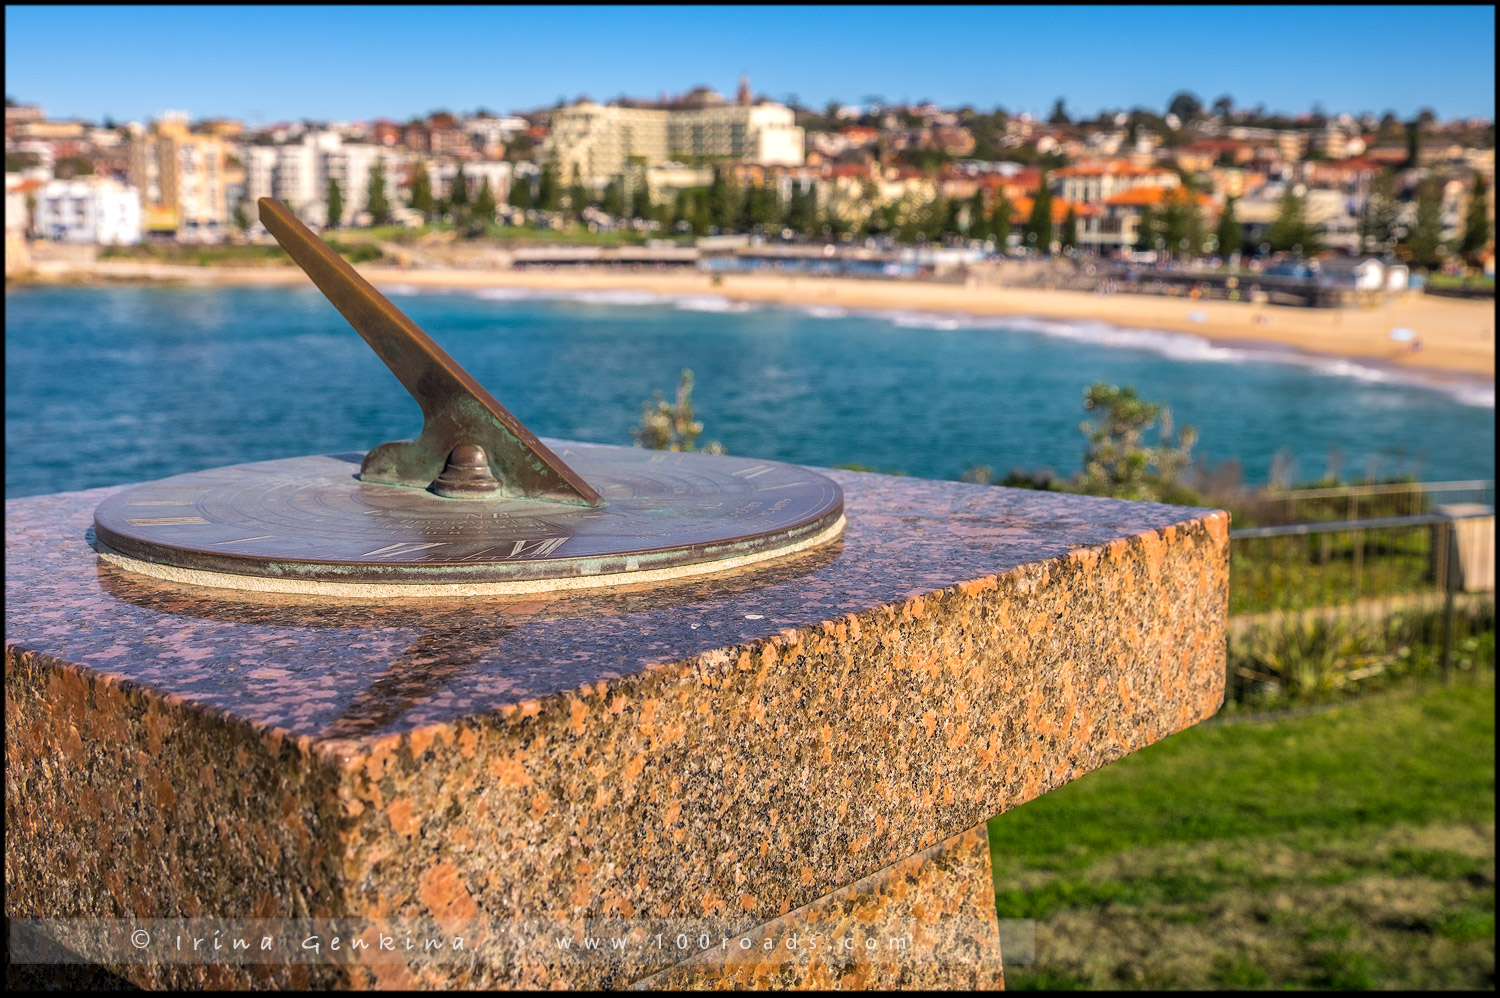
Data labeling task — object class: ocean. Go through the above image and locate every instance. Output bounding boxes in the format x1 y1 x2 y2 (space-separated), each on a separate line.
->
4 284 1494 499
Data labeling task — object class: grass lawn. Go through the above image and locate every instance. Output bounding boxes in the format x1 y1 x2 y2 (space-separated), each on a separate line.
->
988 682 1496 989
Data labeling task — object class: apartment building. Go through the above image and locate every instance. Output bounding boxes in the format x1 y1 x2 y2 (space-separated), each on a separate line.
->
242 135 411 228
127 113 232 238
547 86 804 185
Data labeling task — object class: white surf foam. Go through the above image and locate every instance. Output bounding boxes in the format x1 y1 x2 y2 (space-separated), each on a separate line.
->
672 295 755 313
783 303 1494 410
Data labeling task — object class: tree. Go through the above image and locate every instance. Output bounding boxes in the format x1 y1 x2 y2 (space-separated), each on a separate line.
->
708 167 739 232
690 189 712 236
449 164 469 208
601 176 625 217
232 199 248 233
1079 383 1198 503
1404 119 1421 169
1402 179 1445 270
1024 171 1053 251
1161 189 1204 257
1359 171 1401 252
1060 206 1078 251
1135 205 1157 252
629 180 652 220
1211 94 1234 119
740 183 779 231
325 177 343 229
1459 173 1491 261
366 160 391 225
537 162 561 211
1265 188 1322 255
1167 91 1203 121
631 369 725 454
567 164 588 215
1048 98 1070 125
1215 195 1240 257
409 163 435 219
967 190 988 242
508 170 533 212
991 191 1012 249
472 177 497 223
786 182 816 236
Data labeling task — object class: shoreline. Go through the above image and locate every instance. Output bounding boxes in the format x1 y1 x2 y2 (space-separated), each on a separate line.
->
10 259 1495 391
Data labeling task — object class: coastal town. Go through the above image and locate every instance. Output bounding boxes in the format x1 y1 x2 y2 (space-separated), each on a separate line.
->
5 80 1495 289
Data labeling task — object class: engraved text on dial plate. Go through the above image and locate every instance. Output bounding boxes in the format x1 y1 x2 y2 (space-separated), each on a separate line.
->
92 442 844 588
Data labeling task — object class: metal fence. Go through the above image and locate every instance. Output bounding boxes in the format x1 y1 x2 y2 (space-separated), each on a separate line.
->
1248 480 1495 526
1228 507 1495 701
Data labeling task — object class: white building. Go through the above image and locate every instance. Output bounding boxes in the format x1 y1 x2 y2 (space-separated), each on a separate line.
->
428 159 511 203
240 134 415 228
33 178 142 244
459 114 528 156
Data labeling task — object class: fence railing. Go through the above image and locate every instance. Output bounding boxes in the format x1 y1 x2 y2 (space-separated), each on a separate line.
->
1229 507 1495 697
1251 480 1494 525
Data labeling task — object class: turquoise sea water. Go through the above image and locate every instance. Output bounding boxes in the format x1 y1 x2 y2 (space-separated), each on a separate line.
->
4 284 1494 499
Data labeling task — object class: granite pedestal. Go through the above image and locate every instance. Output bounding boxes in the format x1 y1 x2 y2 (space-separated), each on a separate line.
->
6 460 1229 989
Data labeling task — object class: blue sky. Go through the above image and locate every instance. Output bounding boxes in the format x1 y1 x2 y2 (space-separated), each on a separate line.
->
5 5 1495 125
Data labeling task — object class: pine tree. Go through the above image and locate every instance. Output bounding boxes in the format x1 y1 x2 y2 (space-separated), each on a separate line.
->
409 163 435 219
991 192 1013 249
1025 171 1053 251
737 181 757 232
1161 190 1203 257
1266 188 1322 255
1135 205 1156 252
1215 195 1240 257
325 177 343 229
1060 205 1079 250
967 190 988 242
1360 171 1401 252
232 199 248 232
1459 173 1491 261
800 183 822 238
708 167 739 232
629 181 652 220
1403 179 1445 269
690 189 712 236
366 161 391 225
508 170 533 212
785 183 807 233
601 177 625 217
567 165 588 216
472 177 497 222
450 164 469 208
537 163 560 212
1404 119 1421 169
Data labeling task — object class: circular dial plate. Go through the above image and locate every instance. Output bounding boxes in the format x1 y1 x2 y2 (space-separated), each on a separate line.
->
93 442 844 588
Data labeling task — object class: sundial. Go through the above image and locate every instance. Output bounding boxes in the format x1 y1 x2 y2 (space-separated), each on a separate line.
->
92 198 844 596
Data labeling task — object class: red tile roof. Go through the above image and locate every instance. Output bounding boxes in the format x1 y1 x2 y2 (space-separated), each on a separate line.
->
1104 185 1213 208
1007 196 1101 223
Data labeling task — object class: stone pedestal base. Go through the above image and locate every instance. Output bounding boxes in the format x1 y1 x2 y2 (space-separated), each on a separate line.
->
6 460 1228 989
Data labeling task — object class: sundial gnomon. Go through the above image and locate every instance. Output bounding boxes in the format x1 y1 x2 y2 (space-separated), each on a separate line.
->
93 199 844 595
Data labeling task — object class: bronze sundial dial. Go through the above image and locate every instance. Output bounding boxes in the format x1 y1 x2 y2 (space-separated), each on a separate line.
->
92 198 845 596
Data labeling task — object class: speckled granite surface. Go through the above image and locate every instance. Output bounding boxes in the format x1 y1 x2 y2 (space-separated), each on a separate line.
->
6 463 1228 988
633 824 1003 991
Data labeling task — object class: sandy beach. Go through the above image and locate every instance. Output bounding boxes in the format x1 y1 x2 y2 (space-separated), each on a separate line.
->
13 258 1495 384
